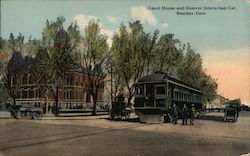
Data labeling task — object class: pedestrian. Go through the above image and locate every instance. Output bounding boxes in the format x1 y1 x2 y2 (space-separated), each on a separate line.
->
190 104 196 125
182 104 188 125
172 104 178 124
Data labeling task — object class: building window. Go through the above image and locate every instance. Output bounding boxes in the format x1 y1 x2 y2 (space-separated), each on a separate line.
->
29 90 34 98
66 76 70 85
29 75 34 84
22 74 28 84
17 91 21 98
86 93 91 102
22 90 28 98
38 90 41 98
12 76 16 85
81 91 84 100
65 91 67 99
75 77 78 86
70 91 74 99
70 77 74 86
34 89 38 98
80 78 83 86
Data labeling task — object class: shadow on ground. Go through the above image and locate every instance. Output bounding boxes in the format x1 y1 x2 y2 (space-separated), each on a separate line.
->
104 118 141 123
197 114 224 122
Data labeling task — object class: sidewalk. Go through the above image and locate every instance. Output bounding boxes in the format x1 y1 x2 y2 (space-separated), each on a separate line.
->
0 111 11 119
42 114 109 120
0 110 110 120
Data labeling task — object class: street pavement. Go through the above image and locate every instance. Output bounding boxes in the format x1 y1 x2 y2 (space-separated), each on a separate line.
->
0 111 249 156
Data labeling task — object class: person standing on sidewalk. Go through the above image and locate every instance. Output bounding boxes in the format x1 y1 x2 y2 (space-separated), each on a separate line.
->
182 104 188 125
172 104 179 124
189 104 196 125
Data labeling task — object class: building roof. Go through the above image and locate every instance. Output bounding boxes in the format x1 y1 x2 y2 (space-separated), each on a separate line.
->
54 28 71 49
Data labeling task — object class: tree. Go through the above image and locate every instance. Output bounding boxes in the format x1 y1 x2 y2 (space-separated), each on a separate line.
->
153 33 183 75
104 58 126 104
177 43 203 86
112 21 158 106
199 71 218 100
0 37 8 52
177 43 217 100
46 30 76 116
81 20 110 115
67 22 81 49
38 17 79 116
7 33 24 52
23 36 42 56
32 48 51 113
0 50 10 78
42 16 65 48
1 33 25 109
139 29 158 75
3 51 24 106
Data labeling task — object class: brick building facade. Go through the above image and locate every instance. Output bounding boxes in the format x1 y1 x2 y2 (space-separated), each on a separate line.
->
5 29 105 114
7 60 105 114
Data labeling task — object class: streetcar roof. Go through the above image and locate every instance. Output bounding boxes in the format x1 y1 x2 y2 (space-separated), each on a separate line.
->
136 73 203 94
137 74 166 83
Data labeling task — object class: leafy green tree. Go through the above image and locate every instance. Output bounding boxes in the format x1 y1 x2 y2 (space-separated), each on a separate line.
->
200 71 218 101
67 22 81 49
7 33 24 52
3 51 24 106
177 43 217 100
112 21 158 106
0 37 8 51
105 58 126 103
0 45 10 78
38 17 80 116
153 33 183 75
1 33 25 109
42 16 65 48
81 20 110 115
23 37 42 56
32 48 50 104
177 43 203 86
139 29 158 74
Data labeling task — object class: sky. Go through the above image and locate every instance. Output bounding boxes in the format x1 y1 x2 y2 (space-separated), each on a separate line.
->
1 0 250 106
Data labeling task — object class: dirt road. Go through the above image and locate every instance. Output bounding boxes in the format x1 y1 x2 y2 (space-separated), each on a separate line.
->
0 111 249 156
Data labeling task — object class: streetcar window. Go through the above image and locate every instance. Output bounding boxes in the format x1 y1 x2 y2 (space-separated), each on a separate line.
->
156 86 165 95
178 92 181 100
136 86 144 96
197 96 201 102
174 91 178 100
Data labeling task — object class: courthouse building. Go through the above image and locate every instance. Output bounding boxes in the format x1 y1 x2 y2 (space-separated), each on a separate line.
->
6 29 105 114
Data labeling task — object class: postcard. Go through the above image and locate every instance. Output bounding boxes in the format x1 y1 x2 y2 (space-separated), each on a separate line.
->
0 0 249 156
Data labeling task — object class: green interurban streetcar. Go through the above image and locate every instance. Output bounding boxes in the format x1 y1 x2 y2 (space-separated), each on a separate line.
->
134 72 203 122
